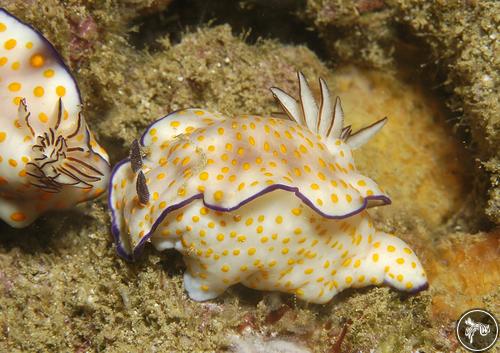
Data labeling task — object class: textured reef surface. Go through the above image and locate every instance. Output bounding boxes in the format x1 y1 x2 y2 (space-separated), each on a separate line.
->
0 1 498 352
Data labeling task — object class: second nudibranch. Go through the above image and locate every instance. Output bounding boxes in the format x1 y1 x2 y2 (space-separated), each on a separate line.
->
0 8 110 227
109 73 428 304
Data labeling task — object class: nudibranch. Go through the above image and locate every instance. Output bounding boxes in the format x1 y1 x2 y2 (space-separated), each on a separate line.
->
109 72 427 304
0 9 109 228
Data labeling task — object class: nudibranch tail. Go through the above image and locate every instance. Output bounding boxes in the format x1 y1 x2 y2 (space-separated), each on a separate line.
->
0 8 110 227
271 72 387 150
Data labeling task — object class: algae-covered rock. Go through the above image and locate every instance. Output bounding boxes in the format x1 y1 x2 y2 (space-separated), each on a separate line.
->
304 0 500 225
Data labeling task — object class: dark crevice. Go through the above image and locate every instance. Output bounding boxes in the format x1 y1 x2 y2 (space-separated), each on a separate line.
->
129 0 328 60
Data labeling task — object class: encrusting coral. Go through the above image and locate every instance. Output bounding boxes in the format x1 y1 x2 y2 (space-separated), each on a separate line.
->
0 8 109 227
109 73 427 303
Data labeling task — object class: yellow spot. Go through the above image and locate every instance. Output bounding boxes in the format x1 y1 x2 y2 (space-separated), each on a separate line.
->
214 190 223 201
170 121 180 128
159 201 167 209
8 82 21 92
387 245 396 252
342 258 352 267
11 61 20 70
357 180 366 186
0 23 6 32
248 248 256 256
354 259 361 268
218 127 224 135
396 258 405 265
358 275 365 282
345 276 352 284
199 171 209 181
0 132 6 142
33 86 44 97
25 41 33 49
346 194 352 203
10 212 26 222
406 282 413 289
216 233 224 241
404 247 412 254
281 248 289 255
237 235 246 243
372 253 379 262
310 183 319 190
397 274 404 282
4 39 16 50
291 208 302 216
275 215 283 224
411 262 417 269
304 268 314 275
38 113 49 123
201 285 209 292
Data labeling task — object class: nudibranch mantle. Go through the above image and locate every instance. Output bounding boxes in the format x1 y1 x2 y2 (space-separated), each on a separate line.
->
0 9 109 227
109 73 427 304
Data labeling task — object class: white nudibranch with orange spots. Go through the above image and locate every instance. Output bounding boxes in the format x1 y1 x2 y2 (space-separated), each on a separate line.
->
109 72 428 303
0 9 109 227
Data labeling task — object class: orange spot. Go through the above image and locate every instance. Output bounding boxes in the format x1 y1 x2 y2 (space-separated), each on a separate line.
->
38 113 48 123
33 86 44 97
0 23 6 32
0 57 7 66
0 132 6 142
0 177 7 185
8 82 21 92
4 39 16 50
30 54 44 67
11 61 20 70
25 41 33 49
43 69 55 78
8 159 17 167
10 212 26 222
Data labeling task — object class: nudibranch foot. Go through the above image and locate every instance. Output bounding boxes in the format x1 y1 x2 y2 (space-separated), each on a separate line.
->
109 73 427 303
0 8 110 227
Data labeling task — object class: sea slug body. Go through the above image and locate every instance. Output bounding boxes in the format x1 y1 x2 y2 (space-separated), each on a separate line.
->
109 72 428 304
0 9 110 228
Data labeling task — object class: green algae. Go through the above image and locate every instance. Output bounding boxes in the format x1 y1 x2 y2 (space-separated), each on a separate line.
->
0 1 497 352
